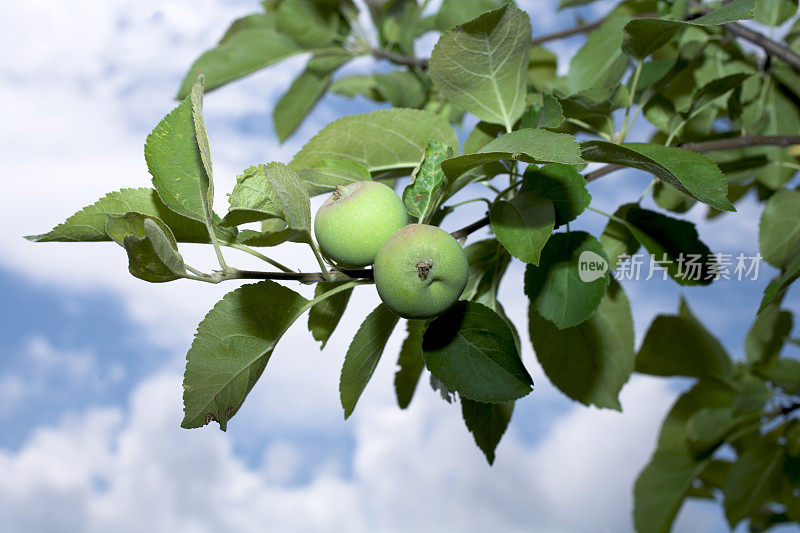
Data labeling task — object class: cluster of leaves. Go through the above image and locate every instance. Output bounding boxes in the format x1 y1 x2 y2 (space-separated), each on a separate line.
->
26 0 800 531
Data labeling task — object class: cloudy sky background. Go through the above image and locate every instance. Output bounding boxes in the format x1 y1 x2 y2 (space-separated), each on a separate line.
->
1 0 798 531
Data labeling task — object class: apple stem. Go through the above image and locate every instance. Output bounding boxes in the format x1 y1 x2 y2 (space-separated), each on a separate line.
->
450 215 490 244
332 185 350 202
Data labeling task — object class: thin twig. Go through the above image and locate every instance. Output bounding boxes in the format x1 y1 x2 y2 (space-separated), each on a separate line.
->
686 0 800 70
233 268 372 283
681 135 800 152
451 215 490 244
372 12 658 71
585 164 623 183
722 22 800 70
371 48 429 69
227 242 294 273
188 217 492 283
188 268 373 284
768 400 800 419
530 18 604 46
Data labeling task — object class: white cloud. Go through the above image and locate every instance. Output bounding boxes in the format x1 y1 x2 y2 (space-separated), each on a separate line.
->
0 365 723 533
0 375 27 416
0 337 124 421
25 336 95 380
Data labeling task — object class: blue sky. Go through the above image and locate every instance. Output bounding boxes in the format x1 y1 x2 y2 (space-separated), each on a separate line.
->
0 0 798 531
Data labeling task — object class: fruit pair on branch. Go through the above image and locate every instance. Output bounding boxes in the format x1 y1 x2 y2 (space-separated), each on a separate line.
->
315 181 468 319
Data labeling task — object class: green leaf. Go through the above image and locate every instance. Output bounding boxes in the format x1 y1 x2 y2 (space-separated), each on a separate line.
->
759 253 800 312
429 4 531 131
568 16 629 93
636 59 677 94
461 240 508 300
623 0 756 58
636 299 734 380
182 281 310 430
422 301 533 403
723 441 786 528
731 374 770 415
614 204 717 286
444 163 508 197
176 12 302 99
370 0 420 54
460 240 519 352
746 81 800 189
329 74 383 100
145 89 214 225
490 192 555 265
755 0 798 26
686 407 736 458
694 0 757 24
524 231 610 329
461 397 514 465
222 165 279 225
463 121 505 154
25 188 234 244
340 304 400 419
653 181 695 214
434 0 507 31
221 163 311 232
191 80 214 184
600 206 640 271
529 279 634 410
308 282 353 349
521 163 591 226
105 213 186 283
786 422 800 457
105 212 176 248
634 449 711 533
634 381 735 533
394 320 427 409
559 84 630 116
760 189 800 269
235 219 303 248
290 109 458 174
622 19 693 59
294 158 372 198
403 140 454 222
374 71 427 108
557 84 628 137
580 141 735 211
745 303 793 364
273 51 351 142
276 0 340 48
686 73 751 118
442 129 584 182
658 381 736 451
528 46 557 90
756 357 800 393
518 93 564 130
698 459 733 490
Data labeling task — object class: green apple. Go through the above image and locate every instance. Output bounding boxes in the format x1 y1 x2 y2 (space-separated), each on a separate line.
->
373 224 469 319
314 181 408 267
